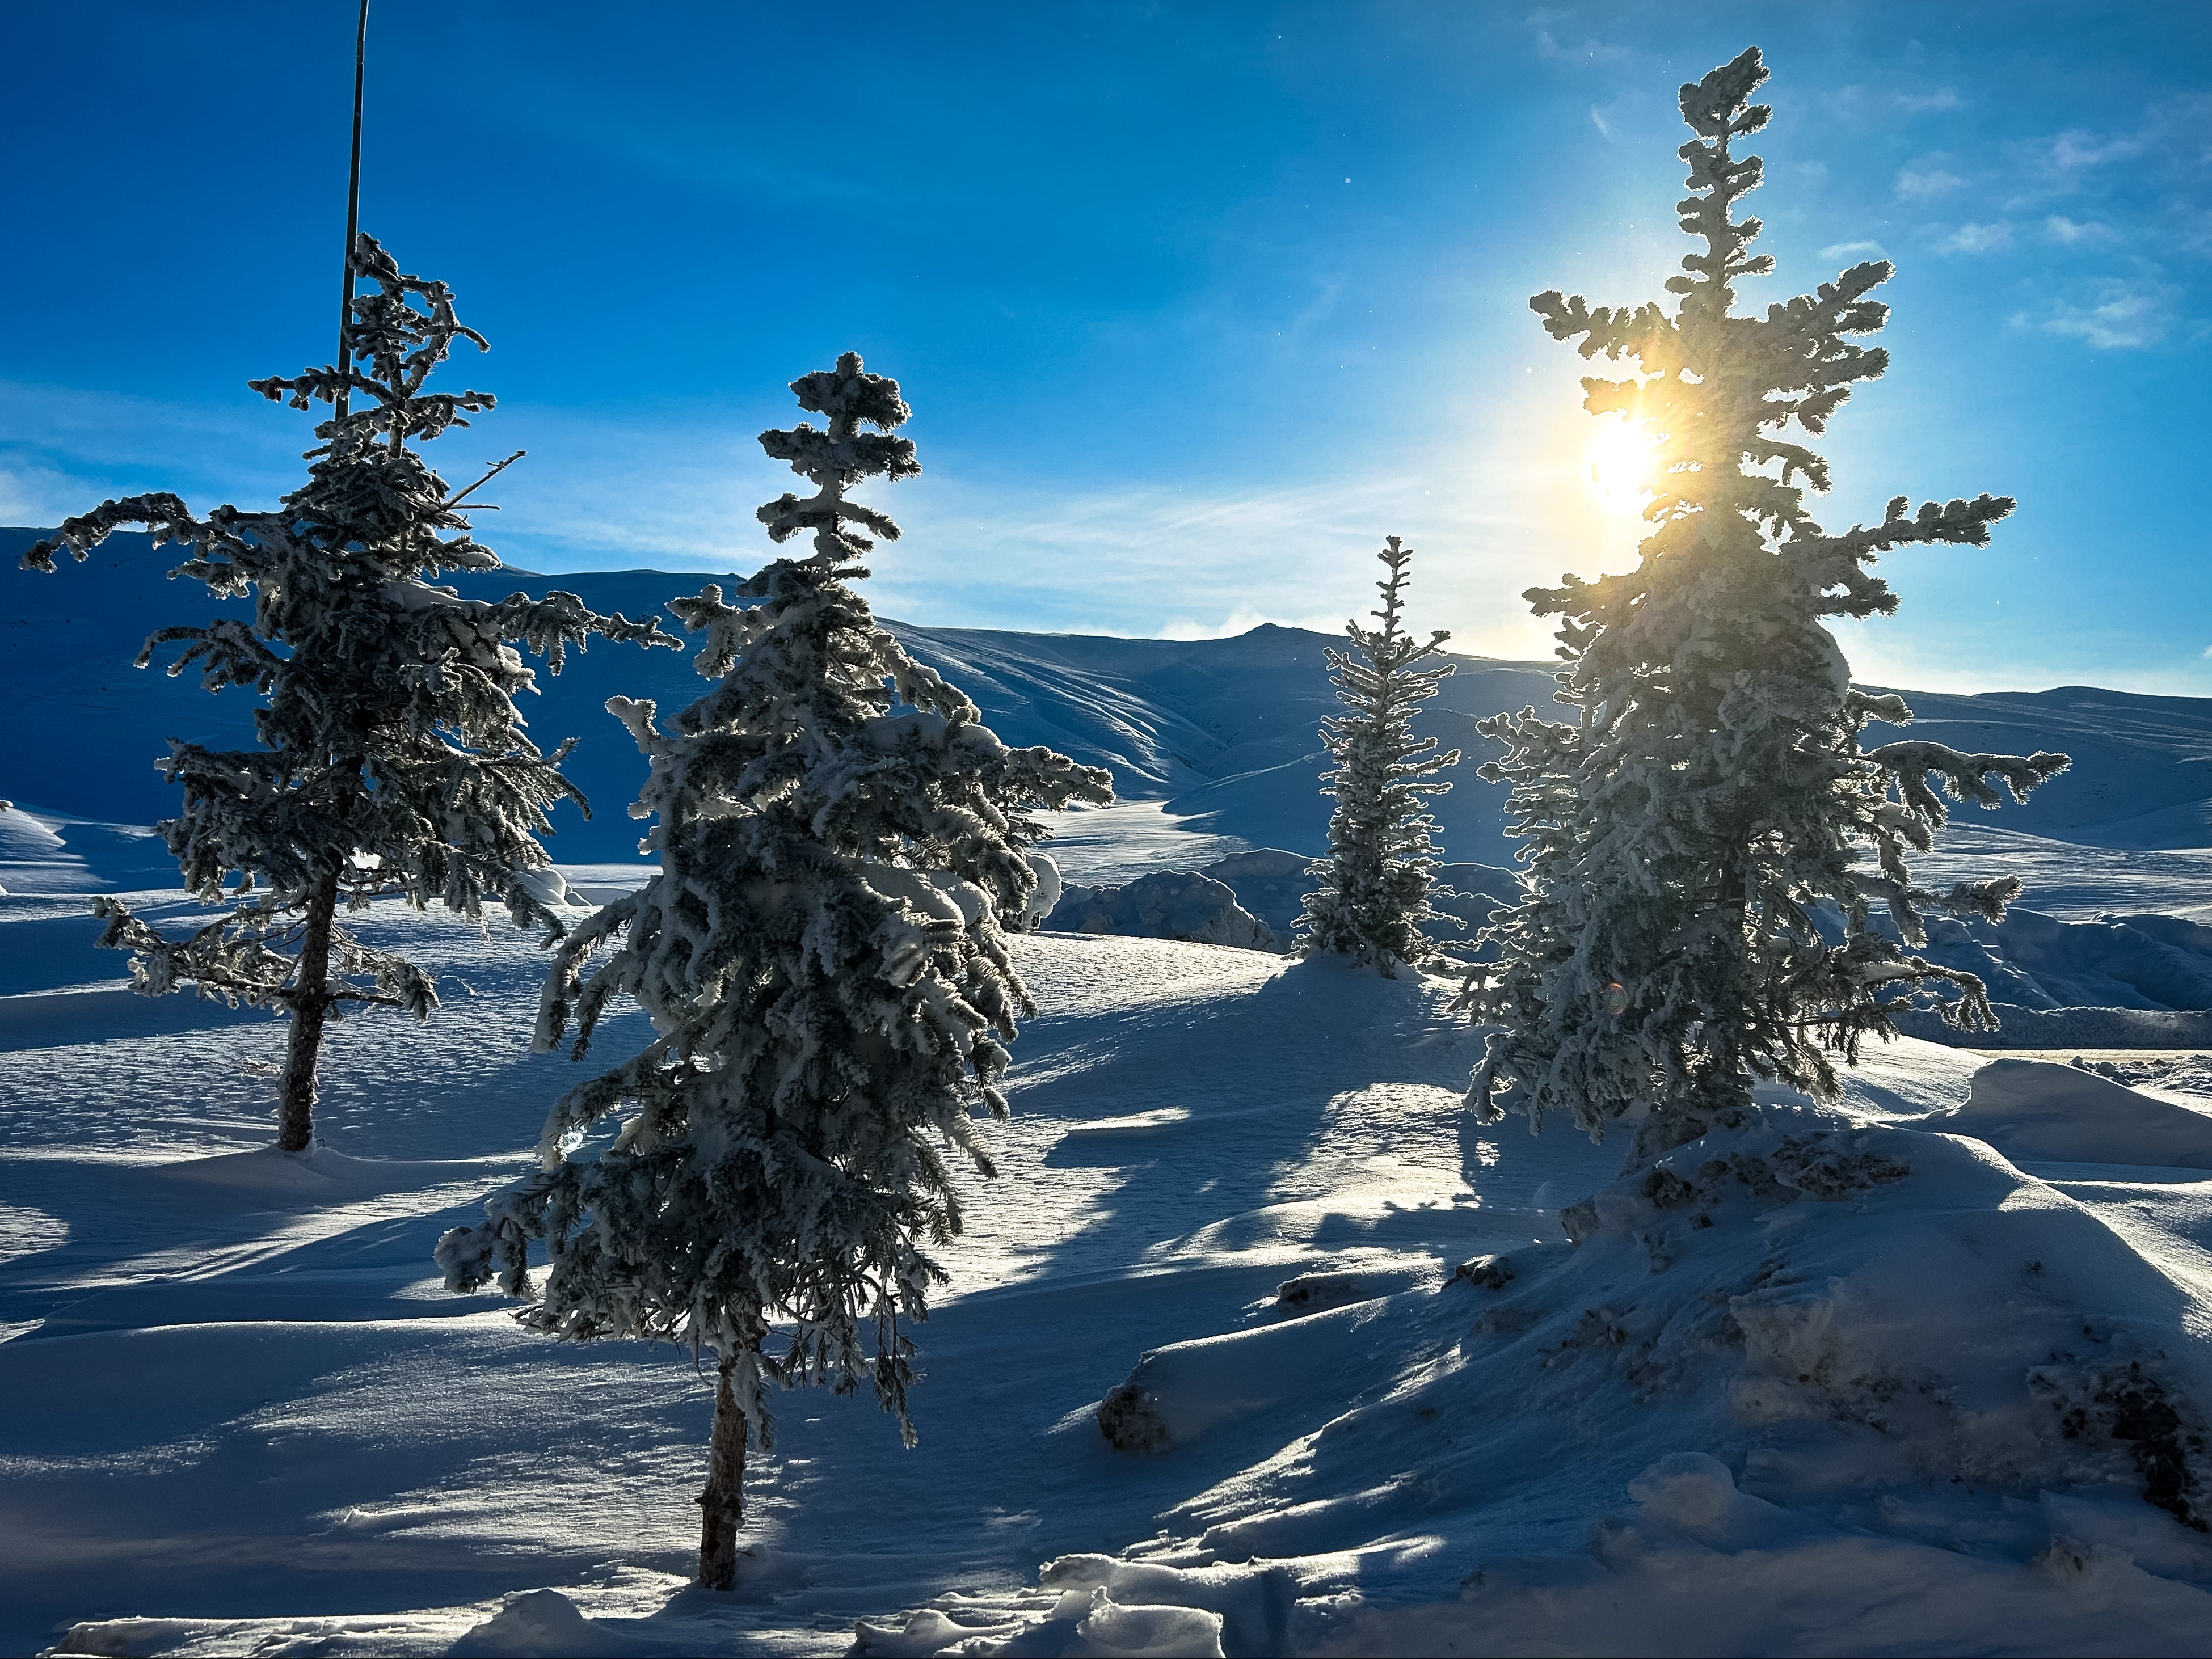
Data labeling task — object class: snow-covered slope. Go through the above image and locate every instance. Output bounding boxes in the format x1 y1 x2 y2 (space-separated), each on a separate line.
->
10 531 2212 869
9 880 2212 1657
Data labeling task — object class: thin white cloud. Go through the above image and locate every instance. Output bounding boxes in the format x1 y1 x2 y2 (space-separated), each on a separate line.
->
1530 27 1625 65
2032 277 2177 349
1936 221 2013 255
0 378 309 535
1896 159 1965 201
1818 239 1887 263
2044 215 2117 246
1894 88 1962 113
1589 105 1611 138
2044 129 2146 172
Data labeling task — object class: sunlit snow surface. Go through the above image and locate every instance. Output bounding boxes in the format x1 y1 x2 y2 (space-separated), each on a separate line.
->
9 866 2212 1653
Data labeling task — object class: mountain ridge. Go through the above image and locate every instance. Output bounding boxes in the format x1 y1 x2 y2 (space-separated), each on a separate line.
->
7 531 2207 867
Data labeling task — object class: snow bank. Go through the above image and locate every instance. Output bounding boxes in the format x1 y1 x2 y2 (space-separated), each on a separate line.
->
1096 1292 1404 1455
869 1100 2212 1656
1042 851 1516 955
148 1143 507 1202
1935 1058 2212 1168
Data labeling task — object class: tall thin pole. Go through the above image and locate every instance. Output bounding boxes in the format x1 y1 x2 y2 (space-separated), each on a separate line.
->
335 0 369 421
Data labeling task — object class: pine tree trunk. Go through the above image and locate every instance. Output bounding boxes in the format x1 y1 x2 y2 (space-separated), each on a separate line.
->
276 871 340 1153
697 1352 749 1590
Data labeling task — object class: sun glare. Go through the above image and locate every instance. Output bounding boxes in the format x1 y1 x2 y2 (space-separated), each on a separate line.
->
1586 417 1661 513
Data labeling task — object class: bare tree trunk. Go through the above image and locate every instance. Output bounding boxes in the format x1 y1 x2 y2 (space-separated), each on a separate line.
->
697 1353 749 1590
277 871 341 1153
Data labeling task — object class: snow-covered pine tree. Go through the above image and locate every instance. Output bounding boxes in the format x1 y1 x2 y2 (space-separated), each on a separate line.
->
1463 47 2070 1162
1296 536 1461 976
20 234 673 1153
435 352 1113 1591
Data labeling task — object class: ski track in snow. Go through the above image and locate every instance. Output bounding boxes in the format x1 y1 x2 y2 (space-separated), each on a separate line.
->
7 872 2212 1653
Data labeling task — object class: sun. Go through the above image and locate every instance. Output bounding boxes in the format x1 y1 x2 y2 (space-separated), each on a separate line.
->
1586 417 1661 513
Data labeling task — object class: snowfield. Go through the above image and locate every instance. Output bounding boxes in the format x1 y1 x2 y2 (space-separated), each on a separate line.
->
7 869 2212 1656
11 529 2212 1657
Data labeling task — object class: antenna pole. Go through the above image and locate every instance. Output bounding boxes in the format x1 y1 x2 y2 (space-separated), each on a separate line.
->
335 0 369 421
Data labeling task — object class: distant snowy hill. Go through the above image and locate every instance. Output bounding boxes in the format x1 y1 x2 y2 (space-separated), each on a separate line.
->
9 530 2212 868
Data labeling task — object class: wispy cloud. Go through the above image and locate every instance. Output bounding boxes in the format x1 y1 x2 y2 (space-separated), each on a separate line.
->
2025 277 2179 349
1894 88 1962 113
1589 105 1612 138
1936 221 2013 255
1818 239 1887 263
1539 26 1628 66
0 371 1581 657
2043 128 2147 173
0 379 306 531
1896 158 1965 200
2044 215 2118 246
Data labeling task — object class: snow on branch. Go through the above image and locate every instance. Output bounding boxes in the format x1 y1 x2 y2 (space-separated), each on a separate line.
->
1464 45 2072 1162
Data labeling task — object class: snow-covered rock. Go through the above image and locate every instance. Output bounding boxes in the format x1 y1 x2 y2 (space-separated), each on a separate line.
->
1044 871 1276 951
1017 849 1063 931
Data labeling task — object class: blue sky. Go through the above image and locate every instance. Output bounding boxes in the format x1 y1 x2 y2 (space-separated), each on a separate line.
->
5 1 2207 692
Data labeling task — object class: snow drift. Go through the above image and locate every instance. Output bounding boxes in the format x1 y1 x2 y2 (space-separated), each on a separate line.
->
849 1070 2212 1657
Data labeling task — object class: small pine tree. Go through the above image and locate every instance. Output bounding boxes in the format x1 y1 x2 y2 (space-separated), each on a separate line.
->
20 235 673 1153
435 353 1113 1591
1296 537 1461 977
1464 48 2070 1162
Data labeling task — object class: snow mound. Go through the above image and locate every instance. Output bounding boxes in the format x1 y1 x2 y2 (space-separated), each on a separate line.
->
449 1588 651 1656
1044 871 1277 951
150 1144 505 1205
1096 1295 1401 1455
0 805 178 894
889 1105 2212 1655
509 866 590 912
856 1556 1265 1658
1935 1058 2212 1169
1019 849 1064 930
